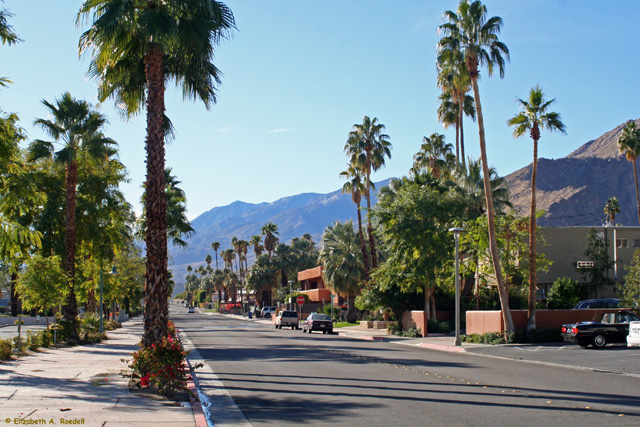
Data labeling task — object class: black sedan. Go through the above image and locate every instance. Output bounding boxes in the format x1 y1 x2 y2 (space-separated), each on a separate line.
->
561 310 640 348
302 313 333 334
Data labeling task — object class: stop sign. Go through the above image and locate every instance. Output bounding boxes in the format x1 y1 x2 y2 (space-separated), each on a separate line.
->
296 295 305 305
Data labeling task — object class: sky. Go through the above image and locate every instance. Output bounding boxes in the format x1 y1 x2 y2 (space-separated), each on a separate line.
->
1 1 639 221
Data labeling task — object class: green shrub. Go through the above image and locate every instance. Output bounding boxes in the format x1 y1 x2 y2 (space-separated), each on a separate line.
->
0 338 11 360
322 304 341 321
26 330 41 351
104 320 121 331
546 277 588 309
428 319 453 334
40 330 53 348
81 313 100 334
401 327 422 338
461 331 514 345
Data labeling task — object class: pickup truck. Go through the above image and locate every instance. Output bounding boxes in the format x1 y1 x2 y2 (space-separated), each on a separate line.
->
561 310 640 348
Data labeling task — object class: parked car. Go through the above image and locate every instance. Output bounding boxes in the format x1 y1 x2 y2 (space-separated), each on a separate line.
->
187 306 195 314
275 310 299 329
573 298 620 309
628 321 640 347
561 310 640 348
302 313 333 334
260 306 276 319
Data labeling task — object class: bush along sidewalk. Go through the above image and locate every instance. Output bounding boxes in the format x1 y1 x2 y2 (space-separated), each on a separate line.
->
122 321 201 398
461 327 563 345
1 314 123 360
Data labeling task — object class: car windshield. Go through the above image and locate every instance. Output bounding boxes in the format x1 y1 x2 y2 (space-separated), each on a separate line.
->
312 314 331 321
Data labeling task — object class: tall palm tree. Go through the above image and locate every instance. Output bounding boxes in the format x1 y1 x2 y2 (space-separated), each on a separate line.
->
618 120 640 225
261 222 279 257
507 85 566 332
604 197 621 226
438 0 513 331
454 157 511 219
344 116 392 269
437 47 475 166
340 164 369 278
250 235 263 259
411 133 456 179
318 220 365 322
28 92 115 341
211 241 221 269
78 0 235 346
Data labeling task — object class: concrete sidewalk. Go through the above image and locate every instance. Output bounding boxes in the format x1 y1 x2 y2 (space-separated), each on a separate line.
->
0 318 198 427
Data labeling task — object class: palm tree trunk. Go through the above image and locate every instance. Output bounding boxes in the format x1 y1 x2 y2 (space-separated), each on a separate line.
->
63 160 79 341
458 94 466 168
142 43 169 347
10 272 19 317
527 137 539 333
455 115 460 163
470 74 514 332
365 150 378 269
634 161 640 226
356 203 370 278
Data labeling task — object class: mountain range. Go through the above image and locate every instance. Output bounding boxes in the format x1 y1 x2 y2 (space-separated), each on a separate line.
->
170 119 640 287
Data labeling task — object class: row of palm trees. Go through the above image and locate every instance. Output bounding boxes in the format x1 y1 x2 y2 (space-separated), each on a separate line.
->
183 223 320 310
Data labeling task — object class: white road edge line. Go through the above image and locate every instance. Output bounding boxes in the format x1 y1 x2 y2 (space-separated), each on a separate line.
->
181 330 253 427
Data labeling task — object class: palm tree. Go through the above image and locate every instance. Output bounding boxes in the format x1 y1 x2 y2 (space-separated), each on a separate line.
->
211 241 221 269
318 221 365 322
78 0 235 346
0 2 20 88
437 47 475 166
411 133 456 179
604 197 621 226
250 235 263 259
28 92 115 341
438 0 513 331
618 120 640 225
261 222 279 257
507 85 566 332
344 116 392 269
340 164 370 278
454 158 511 219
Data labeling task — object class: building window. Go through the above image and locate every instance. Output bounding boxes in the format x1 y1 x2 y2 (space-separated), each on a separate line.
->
616 238 628 248
634 239 640 248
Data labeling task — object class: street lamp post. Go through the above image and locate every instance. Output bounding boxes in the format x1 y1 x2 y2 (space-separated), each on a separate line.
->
288 280 293 310
449 227 465 346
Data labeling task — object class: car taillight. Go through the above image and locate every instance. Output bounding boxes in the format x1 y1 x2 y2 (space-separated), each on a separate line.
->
561 326 567 333
571 327 578 334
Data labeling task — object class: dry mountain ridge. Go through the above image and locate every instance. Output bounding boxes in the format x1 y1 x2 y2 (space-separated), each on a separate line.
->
505 118 640 227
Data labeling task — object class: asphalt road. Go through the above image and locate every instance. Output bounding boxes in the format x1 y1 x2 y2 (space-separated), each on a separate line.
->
172 307 640 427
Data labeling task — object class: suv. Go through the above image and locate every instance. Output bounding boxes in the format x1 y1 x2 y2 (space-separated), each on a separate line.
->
275 310 299 329
573 298 620 309
260 306 277 319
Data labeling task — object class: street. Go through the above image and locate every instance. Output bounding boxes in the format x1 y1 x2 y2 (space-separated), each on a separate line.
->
172 306 640 426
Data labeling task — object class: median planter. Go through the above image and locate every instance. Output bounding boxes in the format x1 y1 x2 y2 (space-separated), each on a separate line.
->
360 320 373 329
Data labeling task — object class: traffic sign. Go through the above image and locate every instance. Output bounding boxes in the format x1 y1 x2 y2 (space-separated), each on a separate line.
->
296 295 305 305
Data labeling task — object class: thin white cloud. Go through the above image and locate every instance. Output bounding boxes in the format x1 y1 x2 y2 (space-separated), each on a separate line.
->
268 128 295 133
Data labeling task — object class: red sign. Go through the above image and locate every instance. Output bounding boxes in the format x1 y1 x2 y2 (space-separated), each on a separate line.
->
296 296 305 305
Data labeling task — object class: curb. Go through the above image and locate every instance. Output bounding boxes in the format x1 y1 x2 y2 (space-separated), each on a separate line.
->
185 361 208 427
338 332 386 341
417 342 467 353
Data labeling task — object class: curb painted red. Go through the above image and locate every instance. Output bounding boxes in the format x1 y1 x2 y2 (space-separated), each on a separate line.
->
418 342 466 353
184 361 208 427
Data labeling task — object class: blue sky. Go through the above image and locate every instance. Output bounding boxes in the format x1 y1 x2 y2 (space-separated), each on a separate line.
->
1 1 639 220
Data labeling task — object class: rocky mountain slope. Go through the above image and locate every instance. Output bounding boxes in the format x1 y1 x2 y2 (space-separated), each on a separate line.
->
505 119 640 227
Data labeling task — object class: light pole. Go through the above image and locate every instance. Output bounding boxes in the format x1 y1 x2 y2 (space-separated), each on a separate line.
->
288 280 293 310
99 265 118 333
449 227 465 346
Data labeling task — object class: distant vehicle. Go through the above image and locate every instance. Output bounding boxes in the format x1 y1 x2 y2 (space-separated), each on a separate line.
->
561 310 640 348
260 306 276 319
302 313 333 334
275 310 299 329
628 321 640 347
187 306 195 314
573 298 620 309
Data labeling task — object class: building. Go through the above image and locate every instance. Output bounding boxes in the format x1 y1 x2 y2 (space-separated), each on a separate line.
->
297 266 339 305
537 226 640 296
